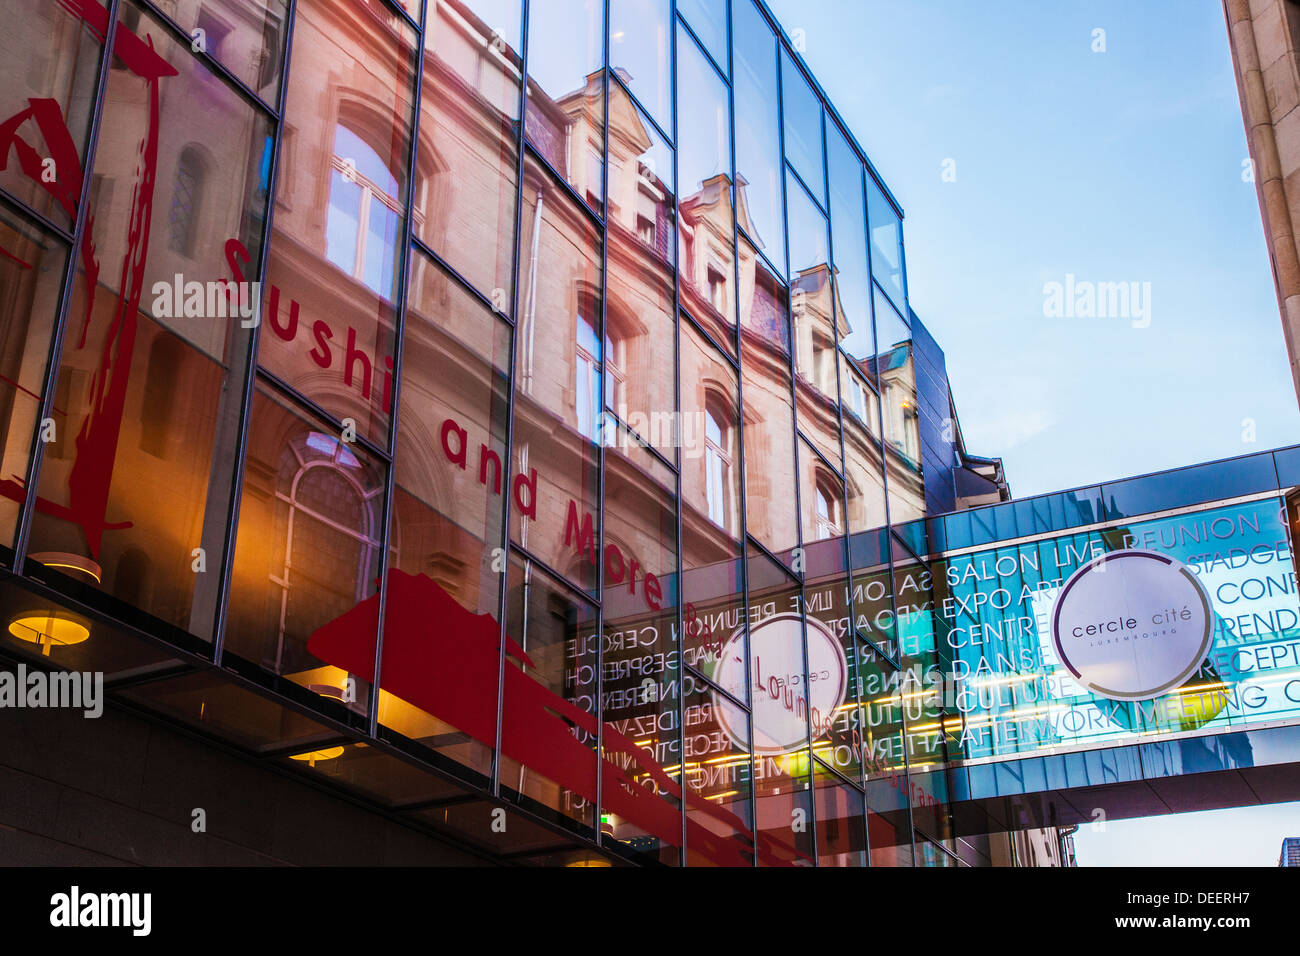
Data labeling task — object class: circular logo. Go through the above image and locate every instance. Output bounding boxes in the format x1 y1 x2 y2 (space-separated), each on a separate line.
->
712 613 848 754
1050 549 1213 701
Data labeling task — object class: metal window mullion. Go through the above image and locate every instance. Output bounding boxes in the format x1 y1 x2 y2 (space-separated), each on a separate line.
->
507 541 599 607
136 0 284 121
493 0 531 799
750 0 903 219
591 0 611 850
675 4 726 82
367 0 429 738
718 0 758 868
210 0 300 662
855 158 916 863
253 368 394 463
521 139 604 230
12 0 125 575
669 0 689 867
827 205 873 872
608 66 673 149
409 232 516 325
0 186 77 245
817 82 867 812
773 38 818 867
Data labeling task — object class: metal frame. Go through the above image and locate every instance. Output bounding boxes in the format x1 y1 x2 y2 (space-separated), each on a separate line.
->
0 0 947 869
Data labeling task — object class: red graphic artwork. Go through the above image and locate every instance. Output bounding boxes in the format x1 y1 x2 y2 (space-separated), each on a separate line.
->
307 570 808 866
0 0 177 557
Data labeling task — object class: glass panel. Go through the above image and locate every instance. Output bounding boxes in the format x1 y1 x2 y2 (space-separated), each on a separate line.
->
780 49 824 202
225 385 387 728
739 246 799 564
0 572 178 677
787 171 829 281
874 287 923 525
608 81 675 268
843 367 887 542
0 0 104 229
380 249 513 782
457 0 523 52
680 320 744 680
610 0 672 132
601 428 683 864
827 121 872 363
858 641 912 865
512 158 602 593
677 21 736 354
27 1 273 639
787 171 841 467
607 83 676 456
743 543 815 866
278 742 465 808
800 440 844 553
852 554 897 660
681 320 740 543
0 207 67 552
118 670 340 754
813 760 867 866
681 0 733 69
683 676 756 866
410 800 574 856
501 555 598 836
732 0 784 275
1101 453 1278 520
171 0 289 103
260 0 417 447
868 176 905 311
798 464 860 784
415 0 520 306
678 0 728 70
524 0 604 209
1275 445 1300 489
891 546 951 837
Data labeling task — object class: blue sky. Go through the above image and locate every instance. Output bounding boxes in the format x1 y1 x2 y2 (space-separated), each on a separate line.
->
766 0 1300 498
763 0 1300 865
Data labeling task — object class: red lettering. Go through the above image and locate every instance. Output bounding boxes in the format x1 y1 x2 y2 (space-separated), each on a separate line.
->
645 573 662 610
564 499 596 563
478 444 501 493
344 326 372 399
441 419 468 469
605 543 625 583
309 320 333 368
513 469 538 521
225 238 251 284
267 284 298 340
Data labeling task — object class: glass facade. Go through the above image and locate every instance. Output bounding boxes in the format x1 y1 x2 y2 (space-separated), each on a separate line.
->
0 0 1069 868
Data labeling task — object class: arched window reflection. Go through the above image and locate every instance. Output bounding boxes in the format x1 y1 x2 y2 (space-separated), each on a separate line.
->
326 126 401 299
273 432 383 675
704 395 733 533
168 146 206 257
814 477 840 541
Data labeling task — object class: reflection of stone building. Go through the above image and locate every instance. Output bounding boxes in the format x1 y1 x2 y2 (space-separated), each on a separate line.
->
0 0 1021 867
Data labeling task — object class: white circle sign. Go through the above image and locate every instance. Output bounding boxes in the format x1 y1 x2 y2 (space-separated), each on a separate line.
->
712 613 848 754
1050 549 1213 701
